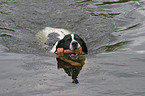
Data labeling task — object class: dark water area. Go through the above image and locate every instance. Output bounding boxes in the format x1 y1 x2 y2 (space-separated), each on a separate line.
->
0 0 145 96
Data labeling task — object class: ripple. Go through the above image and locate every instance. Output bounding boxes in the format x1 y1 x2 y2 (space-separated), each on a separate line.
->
0 27 15 32
95 0 139 6
0 34 13 37
116 23 141 32
97 41 130 53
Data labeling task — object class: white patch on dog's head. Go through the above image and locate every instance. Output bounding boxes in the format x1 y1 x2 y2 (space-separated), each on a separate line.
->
70 34 80 50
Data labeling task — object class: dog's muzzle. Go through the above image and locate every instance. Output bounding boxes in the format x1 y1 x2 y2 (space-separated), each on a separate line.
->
72 41 78 50
69 53 78 59
57 47 82 59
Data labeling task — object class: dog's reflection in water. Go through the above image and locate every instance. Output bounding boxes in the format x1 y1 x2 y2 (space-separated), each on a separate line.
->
56 54 86 84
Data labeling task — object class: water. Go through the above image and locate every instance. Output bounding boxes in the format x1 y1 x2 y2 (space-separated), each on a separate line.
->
0 0 145 96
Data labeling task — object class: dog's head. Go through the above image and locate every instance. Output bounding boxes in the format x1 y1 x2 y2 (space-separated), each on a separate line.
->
56 34 88 55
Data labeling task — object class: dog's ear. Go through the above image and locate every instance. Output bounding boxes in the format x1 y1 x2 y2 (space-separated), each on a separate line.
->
79 39 88 54
56 40 63 49
55 39 70 51
74 34 88 54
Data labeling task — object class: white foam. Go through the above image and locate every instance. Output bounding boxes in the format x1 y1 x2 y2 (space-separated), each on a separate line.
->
136 50 145 54
35 27 71 53
41 27 70 39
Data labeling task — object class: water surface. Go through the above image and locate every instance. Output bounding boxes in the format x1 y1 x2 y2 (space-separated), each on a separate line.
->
0 0 145 96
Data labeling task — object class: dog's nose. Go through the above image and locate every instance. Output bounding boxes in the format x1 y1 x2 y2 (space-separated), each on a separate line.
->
72 41 78 46
72 41 78 50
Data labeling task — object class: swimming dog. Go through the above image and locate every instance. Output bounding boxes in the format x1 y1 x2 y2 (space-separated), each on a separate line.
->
35 27 88 84
55 33 88 84
55 33 88 57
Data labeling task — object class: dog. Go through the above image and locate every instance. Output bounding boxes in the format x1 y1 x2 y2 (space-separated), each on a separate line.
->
35 27 88 55
53 33 88 55
55 33 88 84
35 27 88 84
